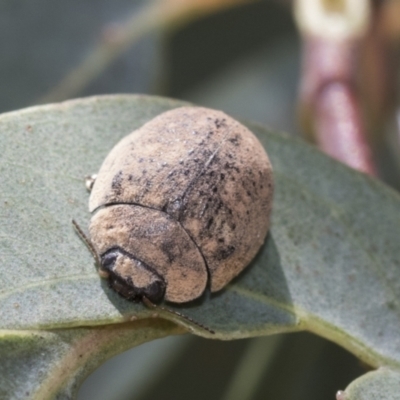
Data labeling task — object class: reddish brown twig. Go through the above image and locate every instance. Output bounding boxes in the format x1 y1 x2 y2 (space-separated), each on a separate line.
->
295 0 380 177
315 81 377 175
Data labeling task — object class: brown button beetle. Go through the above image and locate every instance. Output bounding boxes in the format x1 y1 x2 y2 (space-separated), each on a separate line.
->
74 106 273 333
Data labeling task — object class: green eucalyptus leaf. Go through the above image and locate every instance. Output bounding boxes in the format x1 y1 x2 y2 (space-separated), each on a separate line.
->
1 95 400 398
342 369 400 400
0 321 183 400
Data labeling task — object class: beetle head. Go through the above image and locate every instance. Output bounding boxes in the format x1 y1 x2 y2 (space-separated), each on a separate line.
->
101 249 166 303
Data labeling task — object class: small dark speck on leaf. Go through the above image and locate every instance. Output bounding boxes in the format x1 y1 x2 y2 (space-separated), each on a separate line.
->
387 301 396 310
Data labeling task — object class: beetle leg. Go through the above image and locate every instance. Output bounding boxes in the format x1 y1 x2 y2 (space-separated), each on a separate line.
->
142 296 215 335
72 219 107 276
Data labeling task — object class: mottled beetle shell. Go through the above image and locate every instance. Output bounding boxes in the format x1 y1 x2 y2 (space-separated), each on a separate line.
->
89 107 273 303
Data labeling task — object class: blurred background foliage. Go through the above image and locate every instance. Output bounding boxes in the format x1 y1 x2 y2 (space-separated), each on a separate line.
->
2 0 395 399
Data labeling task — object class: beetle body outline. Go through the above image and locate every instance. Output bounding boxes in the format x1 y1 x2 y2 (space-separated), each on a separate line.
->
88 106 273 304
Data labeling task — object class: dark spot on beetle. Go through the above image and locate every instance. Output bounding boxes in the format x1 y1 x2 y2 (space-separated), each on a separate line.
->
260 185 264 189
128 174 133 181
111 171 123 195
218 238 225 243
208 197 212 202
246 210 250 215
228 135 240 146
161 241 176 263
228 208 232 215
247 191 251 197
220 173 225 180
214 118 226 129
231 176 236 181
213 187 218 193
252 181 256 187
268 183 272 188
232 223 236 230
207 217 214 229
217 245 235 260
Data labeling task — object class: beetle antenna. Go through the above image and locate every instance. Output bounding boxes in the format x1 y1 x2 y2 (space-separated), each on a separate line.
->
72 219 105 275
142 296 215 334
